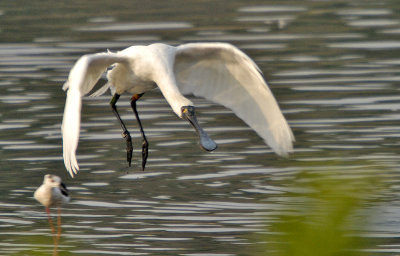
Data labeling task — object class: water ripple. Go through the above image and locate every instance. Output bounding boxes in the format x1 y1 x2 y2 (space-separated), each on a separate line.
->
76 22 193 32
1 0 400 255
329 41 400 49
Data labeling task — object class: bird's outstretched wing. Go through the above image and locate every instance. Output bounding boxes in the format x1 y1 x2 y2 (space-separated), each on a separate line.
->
174 43 294 156
62 53 128 177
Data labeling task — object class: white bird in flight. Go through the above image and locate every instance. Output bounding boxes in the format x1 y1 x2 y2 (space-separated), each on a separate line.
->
62 42 294 177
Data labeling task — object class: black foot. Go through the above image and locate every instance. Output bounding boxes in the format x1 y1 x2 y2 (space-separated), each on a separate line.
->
123 131 133 167
141 139 149 171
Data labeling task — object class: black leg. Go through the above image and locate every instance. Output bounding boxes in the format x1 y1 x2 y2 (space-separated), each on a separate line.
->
130 93 148 171
110 93 133 167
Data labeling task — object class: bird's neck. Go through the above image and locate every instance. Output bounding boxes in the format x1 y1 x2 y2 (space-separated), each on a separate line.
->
156 76 193 118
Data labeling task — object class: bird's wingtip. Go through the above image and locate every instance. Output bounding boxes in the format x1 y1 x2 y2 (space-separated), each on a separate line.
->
68 170 75 178
267 126 295 158
67 166 78 178
274 145 294 158
64 154 79 178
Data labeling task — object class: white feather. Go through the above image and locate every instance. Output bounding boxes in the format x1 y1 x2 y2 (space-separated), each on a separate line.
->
61 53 129 177
174 43 294 155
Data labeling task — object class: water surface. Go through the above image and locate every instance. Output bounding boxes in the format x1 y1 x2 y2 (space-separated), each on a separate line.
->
0 0 400 255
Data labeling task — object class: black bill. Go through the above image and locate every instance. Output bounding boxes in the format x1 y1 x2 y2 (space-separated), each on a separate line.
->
181 106 217 151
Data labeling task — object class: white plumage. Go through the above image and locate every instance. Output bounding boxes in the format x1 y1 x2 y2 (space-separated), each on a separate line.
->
62 42 295 177
34 174 69 253
34 174 70 208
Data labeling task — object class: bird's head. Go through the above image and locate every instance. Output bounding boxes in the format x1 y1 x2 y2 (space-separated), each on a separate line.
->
44 174 62 188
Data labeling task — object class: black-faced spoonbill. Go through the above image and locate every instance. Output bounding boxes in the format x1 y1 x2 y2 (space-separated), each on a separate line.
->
34 174 70 253
62 42 294 177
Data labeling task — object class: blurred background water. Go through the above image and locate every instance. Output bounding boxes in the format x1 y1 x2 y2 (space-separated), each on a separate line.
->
0 0 400 255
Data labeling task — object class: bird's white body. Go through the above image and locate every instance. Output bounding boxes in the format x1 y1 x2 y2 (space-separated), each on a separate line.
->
34 174 69 253
62 42 295 177
34 174 70 208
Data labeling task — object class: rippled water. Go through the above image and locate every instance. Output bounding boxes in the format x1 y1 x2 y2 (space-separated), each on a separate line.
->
1 0 400 255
